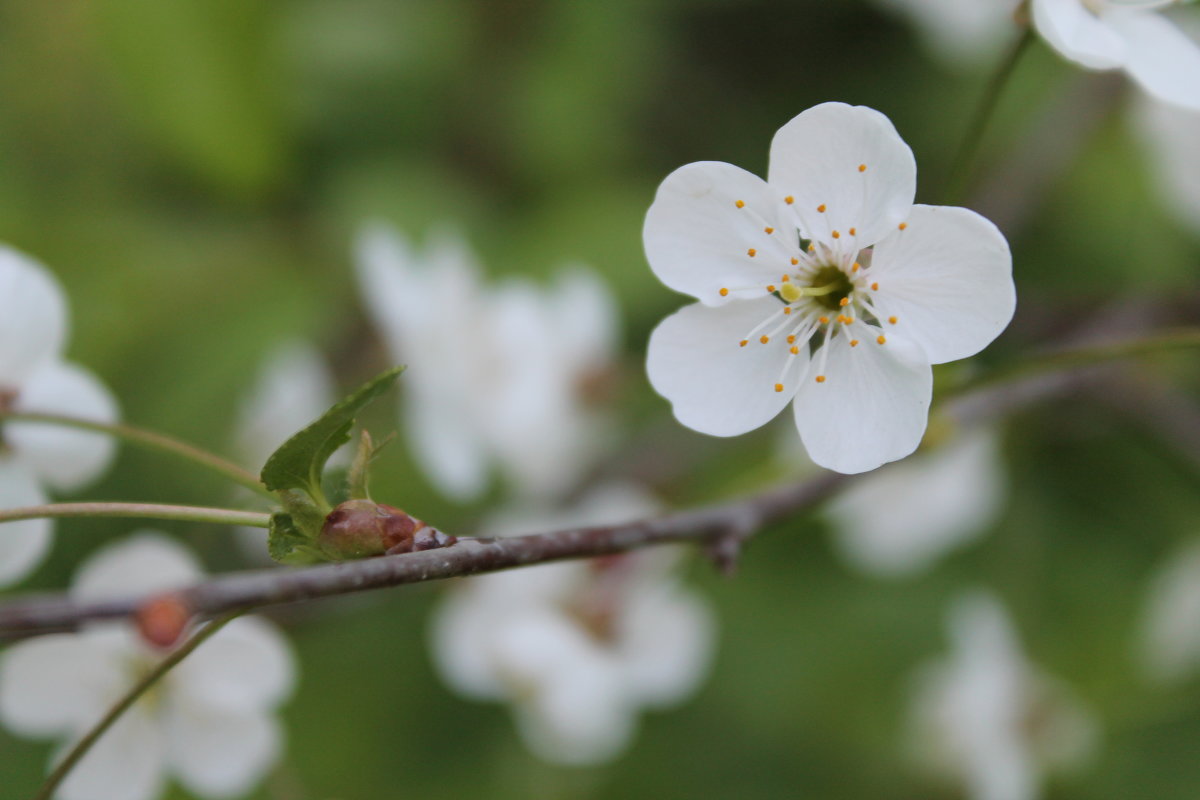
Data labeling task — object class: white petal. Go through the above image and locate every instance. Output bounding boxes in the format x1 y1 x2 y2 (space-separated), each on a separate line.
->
353 223 421 350
0 633 128 736
0 246 67 386
767 102 916 248
1108 8 1200 111
827 429 1006 576
171 616 296 713
166 703 281 799
0 458 52 588
405 391 490 501
428 585 511 700
617 580 716 707
549 266 619 359
234 340 337 469
1131 95 1200 236
7 360 119 493
869 205 1015 365
792 332 932 474
1137 541 1200 682
876 0 1021 66
1031 0 1127 69
71 533 203 602
647 299 807 437
643 161 797 305
55 708 167 800
513 656 635 766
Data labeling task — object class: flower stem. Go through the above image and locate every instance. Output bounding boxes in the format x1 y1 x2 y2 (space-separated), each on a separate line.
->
0 411 271 498
943 23 1036 205
0 502 271 528
946 327 1200 400
32 611 243 800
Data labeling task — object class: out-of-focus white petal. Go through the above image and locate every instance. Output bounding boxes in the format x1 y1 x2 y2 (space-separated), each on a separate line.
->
165 702 281 799
0 458 52 587
0 246 67 386
1108 8 1200 110
234 340 337 469
54 708 166 800
1132 96 1200 236
792 332 931 474
513 655 635 766
618 579 716 707
768 103 916 248
7 360 119 493
647 299 806 437
404 391 490 501
827 429 1006 577
644 161 797 306
0 633 127 736
171 616 296 713
869 205 1015 365
550 267 620 359
354 223 421 349
71 533 203 602
1138 541 1200 682
429 583 512 700
489 607 601 684
1031 0 1127 69
875 0 1021 66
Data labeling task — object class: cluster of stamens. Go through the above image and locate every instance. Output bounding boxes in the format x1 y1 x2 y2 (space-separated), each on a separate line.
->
720 178 910 394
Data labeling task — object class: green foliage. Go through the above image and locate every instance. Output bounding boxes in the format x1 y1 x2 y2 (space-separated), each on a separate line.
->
259 366 405 506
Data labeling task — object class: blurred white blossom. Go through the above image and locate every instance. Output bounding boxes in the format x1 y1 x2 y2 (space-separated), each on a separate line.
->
1137 540 1200 682
0 247 119 588
874 0 1021 65
430 484 715 765
0 533 296 800
825 429 1006 577
644 102 1015 474
355 224 618 502
911 591 1098 800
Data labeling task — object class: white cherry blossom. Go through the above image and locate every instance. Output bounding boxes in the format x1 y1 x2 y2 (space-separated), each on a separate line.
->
826 428 1006 576
1 247 119 588
645 103 1015 474
430 484 715 765
355 224 617 501
874 0 1022 65
1137 540 1200 682
910 591 1098 800
1031 0 1200 110
0 533 296 800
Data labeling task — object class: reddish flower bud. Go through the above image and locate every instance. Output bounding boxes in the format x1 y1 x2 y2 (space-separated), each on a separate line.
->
135 593 192 649
320 499 455 559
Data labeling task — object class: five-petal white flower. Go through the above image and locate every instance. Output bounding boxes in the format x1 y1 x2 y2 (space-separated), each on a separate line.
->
0 534 296 800
356 224 618 501
1031 0 1200 110
1 247 119 587
644 103 1015 474
430 484 715 765
910 591 1098 800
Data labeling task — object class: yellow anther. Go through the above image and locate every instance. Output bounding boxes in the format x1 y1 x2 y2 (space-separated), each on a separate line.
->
850 339 859 347
786 334 796 344
760 335 770 344
898 222 908 231
781 274 790 282
843 317 854 324
871 282 879 291
888 316 898 325
851 262 861 272
877 335 887 345
817 204 826 213
719 287 729 297
858 164 867 172
831 230 841 239
790 345 799 355
774 383 784 393
807 244 815 253
818 316 829 325
779 283 802 303
739 340 748 347
764 226 774 234
849 227 857 236
815 375 826 383
838 297 850 307
790 257 799 266
766 284 776 292
748 248 757 257
785 195 794 204
736 200 745 209
783 307 792 315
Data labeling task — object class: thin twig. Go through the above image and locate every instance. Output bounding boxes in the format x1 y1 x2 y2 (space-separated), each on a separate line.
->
32 611 243 800
0 502 271 529
0 411 270 498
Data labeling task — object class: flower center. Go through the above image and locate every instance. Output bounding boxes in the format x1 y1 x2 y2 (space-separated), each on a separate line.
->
783 265 855 311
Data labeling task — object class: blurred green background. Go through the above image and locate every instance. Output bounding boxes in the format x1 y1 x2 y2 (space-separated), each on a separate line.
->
2 0 1199 797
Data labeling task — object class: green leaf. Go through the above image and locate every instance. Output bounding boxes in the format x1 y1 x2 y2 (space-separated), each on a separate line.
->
267 512 322 565
260 366 404 503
